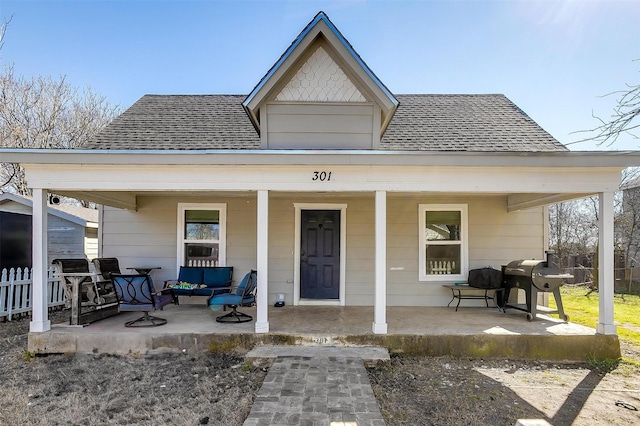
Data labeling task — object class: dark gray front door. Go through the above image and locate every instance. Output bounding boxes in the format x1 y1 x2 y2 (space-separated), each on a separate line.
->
300 210 340 299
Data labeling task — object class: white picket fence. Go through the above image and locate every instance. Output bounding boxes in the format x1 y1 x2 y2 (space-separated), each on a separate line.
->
0 267 66 321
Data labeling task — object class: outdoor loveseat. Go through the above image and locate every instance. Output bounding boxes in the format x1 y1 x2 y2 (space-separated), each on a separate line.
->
165 266 233 302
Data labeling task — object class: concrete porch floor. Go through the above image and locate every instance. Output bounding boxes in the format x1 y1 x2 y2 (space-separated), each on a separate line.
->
28 304 621 361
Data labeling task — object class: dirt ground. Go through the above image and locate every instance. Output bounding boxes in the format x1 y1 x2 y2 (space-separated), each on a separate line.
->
1 310 639 426
369 342 640 426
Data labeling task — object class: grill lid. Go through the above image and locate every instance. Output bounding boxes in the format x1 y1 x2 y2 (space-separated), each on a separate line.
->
504 259 544 276
504 258 573 291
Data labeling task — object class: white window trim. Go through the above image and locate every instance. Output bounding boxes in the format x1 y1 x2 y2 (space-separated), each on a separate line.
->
177 203 227 271
418 203 468 282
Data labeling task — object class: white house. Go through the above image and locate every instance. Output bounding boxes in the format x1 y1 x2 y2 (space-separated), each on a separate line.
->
2 12 639 337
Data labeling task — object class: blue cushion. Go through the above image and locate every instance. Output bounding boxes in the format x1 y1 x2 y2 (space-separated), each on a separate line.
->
208 288 255 307
114 274 173 311
209 293 242 305
234 271 255 295
172 286 226 296
207 270 256 308
203 267 233 287
178 267 204 284
208 294 255 307
191 288 213 296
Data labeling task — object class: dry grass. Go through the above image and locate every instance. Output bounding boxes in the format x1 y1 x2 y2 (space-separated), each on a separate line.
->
368 347 640 426
1 352 260 425
0 311 266 426
2 309 640 426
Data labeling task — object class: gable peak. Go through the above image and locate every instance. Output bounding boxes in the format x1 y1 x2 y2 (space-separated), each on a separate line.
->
275 45 368 103
243 11 398 134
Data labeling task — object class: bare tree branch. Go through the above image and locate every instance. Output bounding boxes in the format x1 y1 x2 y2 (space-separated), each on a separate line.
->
0 64 121 194
621 167 640 188
0 14 13 51
549 199 599 261
619 185 640 268
0 163 18 190
569 59 640 147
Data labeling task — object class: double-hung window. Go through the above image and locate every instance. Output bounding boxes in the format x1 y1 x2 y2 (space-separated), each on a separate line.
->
177 203 226 268
419 204 468 282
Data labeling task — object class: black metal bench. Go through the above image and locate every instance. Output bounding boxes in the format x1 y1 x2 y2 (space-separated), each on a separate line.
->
165 266 233 303
442 284 504 311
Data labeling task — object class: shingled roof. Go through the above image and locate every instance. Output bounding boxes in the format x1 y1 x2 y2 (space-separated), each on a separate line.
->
84 93 567 152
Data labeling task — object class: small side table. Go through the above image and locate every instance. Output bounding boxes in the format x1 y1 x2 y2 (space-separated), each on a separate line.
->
128 267 161 275
442 284 504 311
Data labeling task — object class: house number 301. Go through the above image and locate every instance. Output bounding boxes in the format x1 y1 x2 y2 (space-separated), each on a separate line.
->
312 171 332 181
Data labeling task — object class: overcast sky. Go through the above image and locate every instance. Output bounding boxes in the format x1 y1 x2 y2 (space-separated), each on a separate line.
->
1 0 639 151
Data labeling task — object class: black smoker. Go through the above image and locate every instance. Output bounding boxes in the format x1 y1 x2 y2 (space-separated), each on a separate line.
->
501 251 571 321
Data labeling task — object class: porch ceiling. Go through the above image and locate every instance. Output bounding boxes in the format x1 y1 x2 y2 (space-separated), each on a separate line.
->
55 189 592 211
57 191 138 210
506 193 592 212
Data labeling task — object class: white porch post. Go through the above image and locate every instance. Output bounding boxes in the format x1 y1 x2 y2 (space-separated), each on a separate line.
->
597 191 617 335
255 190 269 333
30 188 51 332
373 190 388 334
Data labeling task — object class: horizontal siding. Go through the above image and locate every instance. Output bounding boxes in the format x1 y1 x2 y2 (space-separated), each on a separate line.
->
344 197 374 305
102 195 258 284
0 206 91 264
47 216 86 262
267 132 373 149
101 193 544 307
226 197 257 276
84 237 98 261
266 103 374 149
386 195 544 306
268 111 373 133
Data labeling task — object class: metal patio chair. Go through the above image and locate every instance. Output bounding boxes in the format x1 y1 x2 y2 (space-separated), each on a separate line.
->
111 274 174 327
207 270 257 323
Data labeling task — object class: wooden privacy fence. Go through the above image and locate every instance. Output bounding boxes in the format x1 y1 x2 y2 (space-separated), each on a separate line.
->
0 267 66 321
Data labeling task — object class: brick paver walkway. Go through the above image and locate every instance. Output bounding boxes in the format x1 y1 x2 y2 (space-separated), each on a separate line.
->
243 355 385 425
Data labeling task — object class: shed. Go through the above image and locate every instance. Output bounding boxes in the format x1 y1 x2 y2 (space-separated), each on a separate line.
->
0 193 98 270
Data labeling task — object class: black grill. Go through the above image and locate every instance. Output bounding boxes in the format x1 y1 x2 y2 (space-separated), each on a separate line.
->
501 251 571 321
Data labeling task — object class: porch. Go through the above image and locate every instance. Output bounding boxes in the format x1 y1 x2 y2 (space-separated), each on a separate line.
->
7 150 634 343
28 305 620 361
